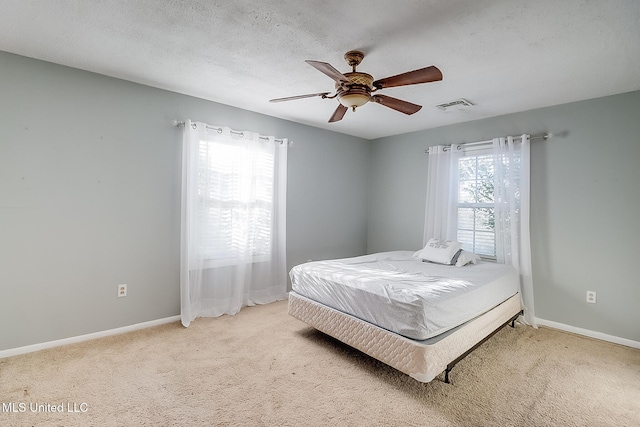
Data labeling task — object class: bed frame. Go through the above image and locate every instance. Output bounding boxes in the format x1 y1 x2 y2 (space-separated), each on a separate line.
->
289 291 523 384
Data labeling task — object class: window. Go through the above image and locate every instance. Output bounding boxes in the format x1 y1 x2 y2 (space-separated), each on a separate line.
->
197 139 274 265
457 151 496 257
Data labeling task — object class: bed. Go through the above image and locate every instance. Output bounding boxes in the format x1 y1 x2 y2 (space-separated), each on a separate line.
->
288 250 523 383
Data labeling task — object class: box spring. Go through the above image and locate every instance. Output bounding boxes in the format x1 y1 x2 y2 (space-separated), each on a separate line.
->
288 291 522 383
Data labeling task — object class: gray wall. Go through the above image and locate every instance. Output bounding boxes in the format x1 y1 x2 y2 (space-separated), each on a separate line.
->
2 49 638 351
367 91 640 342
0 51 369 351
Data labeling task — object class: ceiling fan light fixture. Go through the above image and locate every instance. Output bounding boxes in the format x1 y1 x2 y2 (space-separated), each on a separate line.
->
338 93 370 109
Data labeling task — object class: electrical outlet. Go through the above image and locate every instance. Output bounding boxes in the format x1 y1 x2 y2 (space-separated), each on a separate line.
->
586 290 596 304
117 284 127 298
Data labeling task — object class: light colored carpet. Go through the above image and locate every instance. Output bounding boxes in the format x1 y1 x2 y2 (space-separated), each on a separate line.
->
1 300 639 426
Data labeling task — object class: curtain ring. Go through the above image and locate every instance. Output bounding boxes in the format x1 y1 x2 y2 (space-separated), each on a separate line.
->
217 128 222 134
239 132 244 138
191 123 197 129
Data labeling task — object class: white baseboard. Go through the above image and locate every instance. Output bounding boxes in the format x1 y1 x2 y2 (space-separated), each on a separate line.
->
0 315 181 359
535 317 640 349
4 315 636 359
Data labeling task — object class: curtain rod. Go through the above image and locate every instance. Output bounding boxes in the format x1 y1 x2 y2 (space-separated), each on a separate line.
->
425 133 550 154
173 120 289 145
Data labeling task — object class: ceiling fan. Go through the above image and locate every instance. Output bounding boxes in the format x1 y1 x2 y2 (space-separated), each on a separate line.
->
269 50 442 123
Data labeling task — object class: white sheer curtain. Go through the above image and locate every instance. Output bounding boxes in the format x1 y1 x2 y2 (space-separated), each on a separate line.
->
423 144 462 244
493 135 536 326
423 135 536 326
180 120 288 327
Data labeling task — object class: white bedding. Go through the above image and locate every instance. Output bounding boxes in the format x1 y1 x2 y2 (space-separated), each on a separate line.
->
289 251 519 340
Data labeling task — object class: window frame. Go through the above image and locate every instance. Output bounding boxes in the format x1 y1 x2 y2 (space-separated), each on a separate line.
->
456 147 497 260
195 138 275 268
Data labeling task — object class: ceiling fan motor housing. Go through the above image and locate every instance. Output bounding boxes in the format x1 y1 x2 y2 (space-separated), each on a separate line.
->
336 72 374 109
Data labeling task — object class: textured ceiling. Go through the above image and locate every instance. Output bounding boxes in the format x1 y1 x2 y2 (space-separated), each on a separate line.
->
1 0 639 139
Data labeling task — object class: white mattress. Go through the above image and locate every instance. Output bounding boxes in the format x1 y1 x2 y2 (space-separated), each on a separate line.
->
289 251 519 340
288 291 522 383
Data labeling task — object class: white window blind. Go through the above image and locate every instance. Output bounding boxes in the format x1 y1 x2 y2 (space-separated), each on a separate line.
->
197 139 274 265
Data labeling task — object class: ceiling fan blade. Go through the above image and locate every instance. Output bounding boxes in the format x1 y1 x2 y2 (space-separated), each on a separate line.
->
269 92 331 103
328 104 348 123
372 94 422 115
373 66 442 89
306 60 350 84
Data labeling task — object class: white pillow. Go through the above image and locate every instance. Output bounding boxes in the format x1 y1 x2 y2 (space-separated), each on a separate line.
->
413 238 463 265
455 251 481 267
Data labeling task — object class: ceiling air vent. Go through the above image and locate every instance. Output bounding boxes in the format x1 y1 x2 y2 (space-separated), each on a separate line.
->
436 98 474 112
